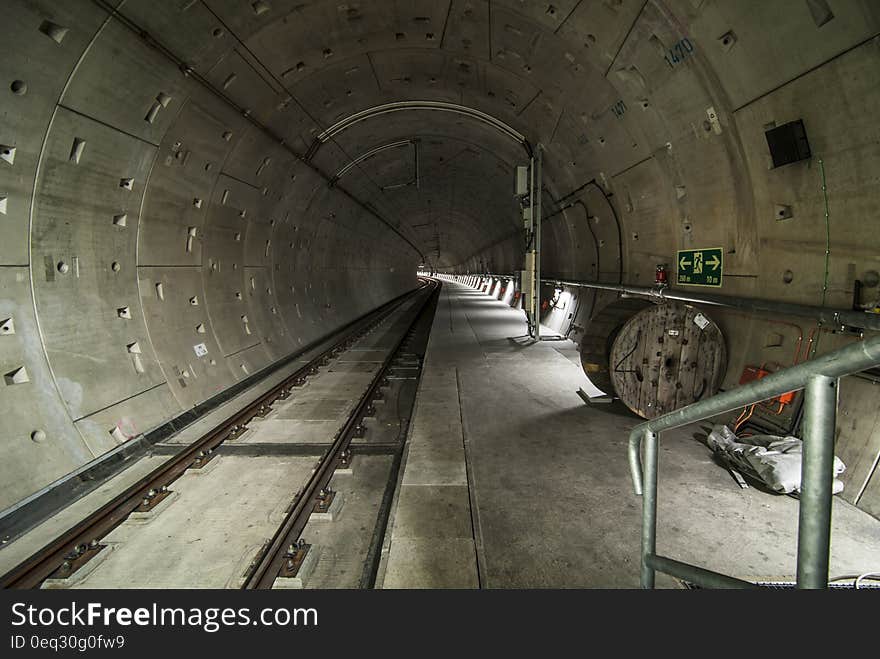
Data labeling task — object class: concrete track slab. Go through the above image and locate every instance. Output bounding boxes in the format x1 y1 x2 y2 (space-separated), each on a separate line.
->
0 455 169 576
335 350 388 363
237 419 342 444
270 398 356 421
299 373 377 393
0 287 428 587
328 363 380 373
62 456 316 588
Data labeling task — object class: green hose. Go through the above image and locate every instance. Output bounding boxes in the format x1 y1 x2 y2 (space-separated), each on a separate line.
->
812 158 831 358
819 158 831 310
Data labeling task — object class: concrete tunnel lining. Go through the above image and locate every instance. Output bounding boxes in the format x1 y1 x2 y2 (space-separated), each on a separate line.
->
2 0 880 535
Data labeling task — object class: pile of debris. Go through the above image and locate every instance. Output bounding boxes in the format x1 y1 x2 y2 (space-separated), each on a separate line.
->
706 424 846 495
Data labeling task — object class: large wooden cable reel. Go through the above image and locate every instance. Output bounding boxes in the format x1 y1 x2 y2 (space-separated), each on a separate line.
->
579 297 654 395
609 302 727 419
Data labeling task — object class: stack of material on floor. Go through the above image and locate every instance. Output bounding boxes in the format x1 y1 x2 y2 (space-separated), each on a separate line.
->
706 425 846 495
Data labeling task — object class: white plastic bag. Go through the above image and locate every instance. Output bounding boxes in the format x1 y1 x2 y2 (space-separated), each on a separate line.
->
706 425 845 495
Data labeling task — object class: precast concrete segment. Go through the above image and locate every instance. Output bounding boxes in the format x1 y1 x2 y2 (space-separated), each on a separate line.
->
415 280 880 587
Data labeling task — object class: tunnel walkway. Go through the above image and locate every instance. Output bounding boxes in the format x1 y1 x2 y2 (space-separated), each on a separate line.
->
380 279 880 588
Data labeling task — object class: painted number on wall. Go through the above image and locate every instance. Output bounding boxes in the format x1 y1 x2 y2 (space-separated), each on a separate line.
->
664 38 694 67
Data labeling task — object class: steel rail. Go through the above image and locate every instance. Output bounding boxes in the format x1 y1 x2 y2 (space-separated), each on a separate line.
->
244 281 441 588
0 281 433 589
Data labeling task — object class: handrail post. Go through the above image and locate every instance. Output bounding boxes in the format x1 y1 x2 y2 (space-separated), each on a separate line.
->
628 429 645 496
641 430 658 588
796 374 838 589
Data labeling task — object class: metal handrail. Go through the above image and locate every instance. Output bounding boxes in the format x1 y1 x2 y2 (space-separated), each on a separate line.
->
627 334 880 589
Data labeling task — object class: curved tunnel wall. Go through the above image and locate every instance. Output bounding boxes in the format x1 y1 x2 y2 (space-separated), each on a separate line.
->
2 0 880 514
444 2 880 429
1 1 419 510
454 1 880 309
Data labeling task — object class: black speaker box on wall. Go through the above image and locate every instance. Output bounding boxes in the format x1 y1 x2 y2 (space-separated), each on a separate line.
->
765 119 812 168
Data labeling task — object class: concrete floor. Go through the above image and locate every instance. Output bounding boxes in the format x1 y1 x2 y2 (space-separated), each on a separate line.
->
380 279 880 588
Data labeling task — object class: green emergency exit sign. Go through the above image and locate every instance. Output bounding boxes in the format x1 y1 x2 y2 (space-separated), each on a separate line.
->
676 247 723 287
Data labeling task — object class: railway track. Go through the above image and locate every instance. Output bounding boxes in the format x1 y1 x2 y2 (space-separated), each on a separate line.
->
0 279 440 590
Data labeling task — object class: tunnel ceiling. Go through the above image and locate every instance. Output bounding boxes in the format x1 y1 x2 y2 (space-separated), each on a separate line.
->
109 0 879 273
112 0 655 268
25 0 876 274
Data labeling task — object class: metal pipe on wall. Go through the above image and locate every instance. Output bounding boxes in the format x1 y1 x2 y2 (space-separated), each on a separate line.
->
465 271 880 334
547 279 880 333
